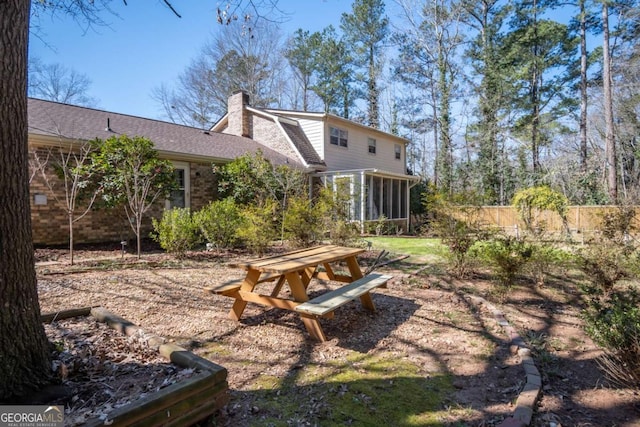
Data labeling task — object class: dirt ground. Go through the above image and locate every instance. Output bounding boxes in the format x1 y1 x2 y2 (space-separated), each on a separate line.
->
35 244 640 426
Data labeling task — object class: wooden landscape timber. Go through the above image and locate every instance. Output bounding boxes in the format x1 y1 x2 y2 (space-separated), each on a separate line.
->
41 307 229 426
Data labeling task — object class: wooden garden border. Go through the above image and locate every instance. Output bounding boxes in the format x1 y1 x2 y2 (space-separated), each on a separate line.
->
41 307 229 426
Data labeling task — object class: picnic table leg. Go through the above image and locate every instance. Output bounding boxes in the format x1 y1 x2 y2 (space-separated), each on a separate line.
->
269 275 286 297
229 269 261 321
285 271 327 342
322 263 336 280
345 255 376 311
300 266 317 289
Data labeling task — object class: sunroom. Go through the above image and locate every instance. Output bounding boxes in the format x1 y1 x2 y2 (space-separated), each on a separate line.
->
312 169 420 234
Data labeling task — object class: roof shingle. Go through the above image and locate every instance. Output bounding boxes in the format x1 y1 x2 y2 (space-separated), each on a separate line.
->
28 98 298 166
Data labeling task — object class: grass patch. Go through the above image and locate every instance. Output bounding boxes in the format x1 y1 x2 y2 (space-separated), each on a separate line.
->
244 351 453 426
366 237 446 265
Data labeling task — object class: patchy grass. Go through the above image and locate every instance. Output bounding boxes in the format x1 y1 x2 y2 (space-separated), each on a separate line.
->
366 237 447 265
238 351 453 426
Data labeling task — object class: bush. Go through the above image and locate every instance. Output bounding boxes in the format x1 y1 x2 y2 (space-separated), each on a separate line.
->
525 243 573 287
283 195 323 248
575 242 633 294
582 288 640 389
151 208 199 257
237 201 277 255
427 193 489 278
194 198 243 251
316 186 363 247
599 205 636 244
512 186 569 238
471 235 533 286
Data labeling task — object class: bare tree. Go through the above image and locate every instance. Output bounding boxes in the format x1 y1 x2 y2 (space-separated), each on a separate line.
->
154 21 288 128
31 140 102 265
28 58 98 106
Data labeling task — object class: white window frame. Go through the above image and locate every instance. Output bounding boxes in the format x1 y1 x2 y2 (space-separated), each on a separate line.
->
394 144 402 160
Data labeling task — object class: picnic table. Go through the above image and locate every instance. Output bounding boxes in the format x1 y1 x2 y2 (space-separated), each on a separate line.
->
205 244 391 342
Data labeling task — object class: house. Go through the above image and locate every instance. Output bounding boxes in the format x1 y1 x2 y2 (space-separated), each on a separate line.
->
213 91 419 233
28 98 296 245
28 92 417 246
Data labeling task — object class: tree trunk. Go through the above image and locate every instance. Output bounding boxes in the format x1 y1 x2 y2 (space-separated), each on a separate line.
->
602 3 617 202
136 218 142 259
0 0 52 400
579 0 588 172
69 212 75 265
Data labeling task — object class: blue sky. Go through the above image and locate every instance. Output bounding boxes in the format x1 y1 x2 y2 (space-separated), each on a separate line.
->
29 0 354 120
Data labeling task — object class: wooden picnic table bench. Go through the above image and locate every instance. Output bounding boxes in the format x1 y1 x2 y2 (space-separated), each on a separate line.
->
206 244 392 342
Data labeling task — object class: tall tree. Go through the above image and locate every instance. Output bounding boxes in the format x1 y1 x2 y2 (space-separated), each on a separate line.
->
340 0 389 128
284 29 321 112
462 0 509 204
502 0 578 184
0 0 52 400
28 59 97 106
602 1 617 201
312 26 355 117
396 0 464 195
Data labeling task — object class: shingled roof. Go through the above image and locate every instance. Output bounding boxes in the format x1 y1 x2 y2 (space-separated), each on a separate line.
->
278 121 325 166
28 98 298 167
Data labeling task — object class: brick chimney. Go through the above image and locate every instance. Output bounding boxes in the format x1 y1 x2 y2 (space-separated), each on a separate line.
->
227 90 251 138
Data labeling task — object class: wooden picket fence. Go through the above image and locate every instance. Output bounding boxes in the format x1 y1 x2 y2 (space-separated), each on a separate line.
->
453 205 640 240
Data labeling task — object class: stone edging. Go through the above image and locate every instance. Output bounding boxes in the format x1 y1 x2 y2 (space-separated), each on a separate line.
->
465 295 542 427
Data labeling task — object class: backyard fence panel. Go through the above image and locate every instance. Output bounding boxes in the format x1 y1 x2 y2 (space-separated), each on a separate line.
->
453 206 640 236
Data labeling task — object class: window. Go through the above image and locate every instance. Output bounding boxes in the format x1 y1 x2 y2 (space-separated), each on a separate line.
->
368 138 376 154
394 144 402 160
169 169 186 208
330 127 348 147
166 162 190 209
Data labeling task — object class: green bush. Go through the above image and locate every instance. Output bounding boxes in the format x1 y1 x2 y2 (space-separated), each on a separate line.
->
315 186 363 247
194 198 243 250
151 208 199 257
526 243 573 287
283 195 323 248
512 186 569 238
599 205 636 244
427 194 490 278
237 201 277 255
575 243 633 294
471 236 533 286
582 288 640 389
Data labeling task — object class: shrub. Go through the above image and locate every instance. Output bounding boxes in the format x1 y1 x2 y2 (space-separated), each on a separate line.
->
315 186 363 247
525 243 573 287
237 201 277 255
599 205 636 244
194 198 243 250
471 235 533 286
575 243 633 294
427 193 489 278
582 288 640 389
151 208 199 257
512 186 569 238
283 195 323 248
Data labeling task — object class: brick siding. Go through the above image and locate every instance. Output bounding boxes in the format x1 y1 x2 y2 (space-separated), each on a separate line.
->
30 147 218 246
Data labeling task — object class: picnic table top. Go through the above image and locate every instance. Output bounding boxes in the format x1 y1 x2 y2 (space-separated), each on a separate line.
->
228 244 366 275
